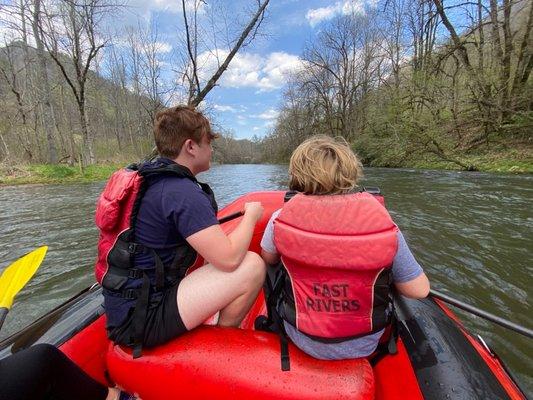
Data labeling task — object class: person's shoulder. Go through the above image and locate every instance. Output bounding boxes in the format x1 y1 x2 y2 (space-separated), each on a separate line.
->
158 177 208 210
160 175 201 194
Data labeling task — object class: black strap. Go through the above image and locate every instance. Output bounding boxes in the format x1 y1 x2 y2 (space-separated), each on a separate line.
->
262 265 291 371
148 249 165 290
387 310 398 355
132 273 150 359
369 309 398 367
107 267 144 280
280 334 290 371
127 242 147 254
121 288 139 300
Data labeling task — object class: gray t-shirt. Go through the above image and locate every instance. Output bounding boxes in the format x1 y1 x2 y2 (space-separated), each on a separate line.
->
260 209 423 360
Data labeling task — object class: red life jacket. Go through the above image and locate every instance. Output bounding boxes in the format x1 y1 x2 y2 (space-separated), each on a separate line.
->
273 192 398 341
94 162 216 357
94 166 141 285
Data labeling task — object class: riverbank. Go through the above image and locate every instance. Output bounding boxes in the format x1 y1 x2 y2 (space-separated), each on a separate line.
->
1 154 531 186
356 140 533 174
0 164 121 185
403 153 533 174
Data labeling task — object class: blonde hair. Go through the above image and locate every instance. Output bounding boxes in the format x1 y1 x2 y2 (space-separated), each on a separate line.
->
289 135 363 195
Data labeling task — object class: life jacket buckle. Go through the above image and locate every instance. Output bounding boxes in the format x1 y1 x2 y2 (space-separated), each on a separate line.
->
128 243 145 254
128 269 143 279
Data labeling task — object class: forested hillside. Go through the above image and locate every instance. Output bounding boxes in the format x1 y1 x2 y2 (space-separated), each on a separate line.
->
0 0 269 172
0 42 259 166
260 0 532 172
0 41 155 165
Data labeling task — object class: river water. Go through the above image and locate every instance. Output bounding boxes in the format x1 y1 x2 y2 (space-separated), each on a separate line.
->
0 165 531 392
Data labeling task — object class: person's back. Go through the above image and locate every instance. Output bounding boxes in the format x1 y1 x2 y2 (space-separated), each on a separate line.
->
97 106 266 358
103 158 218 333
260 135 430 360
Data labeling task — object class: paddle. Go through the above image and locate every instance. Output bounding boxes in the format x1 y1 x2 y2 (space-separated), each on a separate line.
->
430 289 533 339
218 210 244 224
0 246 48 331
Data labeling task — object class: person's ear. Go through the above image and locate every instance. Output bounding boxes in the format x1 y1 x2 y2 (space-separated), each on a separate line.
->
182 139 195 155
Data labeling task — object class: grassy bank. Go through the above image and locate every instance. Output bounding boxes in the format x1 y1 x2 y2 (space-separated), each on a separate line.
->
408 158 533 174
395 148 533 173
358 142 533 174
0 164 121 185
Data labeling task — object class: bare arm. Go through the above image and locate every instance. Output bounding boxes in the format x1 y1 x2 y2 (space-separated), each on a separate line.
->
395 272 430 299
186 202 263 272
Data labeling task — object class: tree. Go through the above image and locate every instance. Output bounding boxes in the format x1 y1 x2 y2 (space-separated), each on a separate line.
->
31 0 58 163
39 0 116 165
181 0 270 106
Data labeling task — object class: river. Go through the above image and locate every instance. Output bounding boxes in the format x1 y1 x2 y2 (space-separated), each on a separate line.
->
0 164 531 392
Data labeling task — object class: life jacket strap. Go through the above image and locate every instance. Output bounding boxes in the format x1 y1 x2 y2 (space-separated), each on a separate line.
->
127 242 147 254
132 273 151 359
107 267 144 280
369 307 399 367
256 263 292 371
121 288 139 300
280 334 290 371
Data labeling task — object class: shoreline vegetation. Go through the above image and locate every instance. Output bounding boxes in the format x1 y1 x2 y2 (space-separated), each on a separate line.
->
1 153 531 186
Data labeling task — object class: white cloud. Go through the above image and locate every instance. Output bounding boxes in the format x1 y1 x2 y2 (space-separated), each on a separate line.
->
196 50 302 92
306 4 340 27
306 0 371 27
259 52 302 90
214 104 237 112
155 42 172 53
128 0 206 15
342 1 365 15
254 109 279 120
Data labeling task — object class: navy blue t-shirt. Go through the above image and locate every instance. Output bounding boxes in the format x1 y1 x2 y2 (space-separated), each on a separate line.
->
104 158 219 328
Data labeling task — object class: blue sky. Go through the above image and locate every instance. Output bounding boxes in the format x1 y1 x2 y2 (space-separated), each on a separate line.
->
112 0 379 140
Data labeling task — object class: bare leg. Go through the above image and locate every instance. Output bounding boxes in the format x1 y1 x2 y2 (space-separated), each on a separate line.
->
177 251 266 330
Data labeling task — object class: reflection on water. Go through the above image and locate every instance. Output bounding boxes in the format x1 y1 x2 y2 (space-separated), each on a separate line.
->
0 165 531 391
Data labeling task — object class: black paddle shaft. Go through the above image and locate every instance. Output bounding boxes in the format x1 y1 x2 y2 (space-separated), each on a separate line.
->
430 289 533 339
218 211 244 224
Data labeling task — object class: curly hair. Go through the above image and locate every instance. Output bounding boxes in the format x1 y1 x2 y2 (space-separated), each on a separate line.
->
289 135 363 195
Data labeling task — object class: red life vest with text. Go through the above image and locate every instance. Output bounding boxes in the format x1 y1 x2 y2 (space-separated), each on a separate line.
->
273 192 398 341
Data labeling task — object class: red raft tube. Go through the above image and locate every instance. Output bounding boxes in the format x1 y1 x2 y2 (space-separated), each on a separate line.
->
0 191 527 400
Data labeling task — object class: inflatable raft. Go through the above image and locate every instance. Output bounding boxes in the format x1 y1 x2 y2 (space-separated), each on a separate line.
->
0 191 526 399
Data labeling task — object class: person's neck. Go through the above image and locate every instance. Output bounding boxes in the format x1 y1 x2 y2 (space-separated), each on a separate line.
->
173 155 197 176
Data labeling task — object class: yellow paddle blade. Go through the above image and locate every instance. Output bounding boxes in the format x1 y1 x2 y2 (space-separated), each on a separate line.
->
0 246 48 309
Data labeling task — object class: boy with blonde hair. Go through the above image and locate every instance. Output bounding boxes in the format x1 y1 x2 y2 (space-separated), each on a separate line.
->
261 135 429 360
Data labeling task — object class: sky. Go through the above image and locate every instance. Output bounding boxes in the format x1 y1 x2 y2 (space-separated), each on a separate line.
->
109 0 379 140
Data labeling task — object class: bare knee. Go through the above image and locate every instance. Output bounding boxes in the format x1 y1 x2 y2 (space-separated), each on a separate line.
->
236 251 266 287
